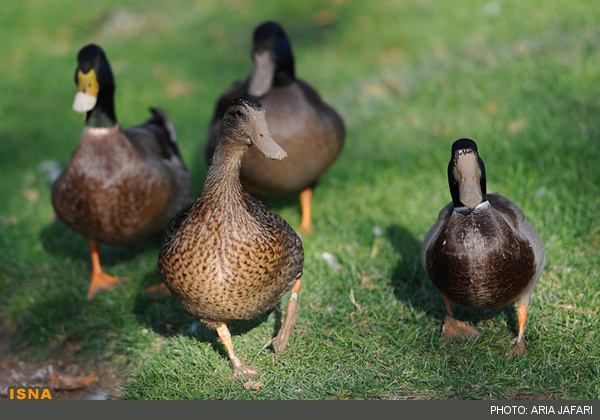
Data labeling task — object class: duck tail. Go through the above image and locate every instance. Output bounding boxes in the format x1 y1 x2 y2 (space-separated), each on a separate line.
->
148 107 182 159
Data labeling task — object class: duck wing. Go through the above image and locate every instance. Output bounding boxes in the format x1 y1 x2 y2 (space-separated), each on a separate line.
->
125 107 185 164
243 194 304 278
421 201 453 268
488 193 546 280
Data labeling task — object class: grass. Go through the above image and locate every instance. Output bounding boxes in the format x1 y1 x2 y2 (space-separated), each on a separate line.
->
1 0 599 400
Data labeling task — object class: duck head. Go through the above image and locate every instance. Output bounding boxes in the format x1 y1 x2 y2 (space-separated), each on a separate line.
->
219 96 287 160
248 21 295 97
73 44 116 127
448 138 487 209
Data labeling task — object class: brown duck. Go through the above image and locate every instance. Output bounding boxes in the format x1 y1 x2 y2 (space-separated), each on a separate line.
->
52 44 191 299
205 21 345 234
159 96 304 379
421 138 546 355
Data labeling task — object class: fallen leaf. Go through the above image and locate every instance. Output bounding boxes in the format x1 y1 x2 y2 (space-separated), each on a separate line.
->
508 119 527 135
47 372 98 391
165 79 196 98
360 81 390 100
349 289 366 314
486 101 499 116
313 9 336 26
22 188 40 203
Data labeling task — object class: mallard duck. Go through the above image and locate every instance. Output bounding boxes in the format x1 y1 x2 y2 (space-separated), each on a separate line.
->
159 96 304 380
421 138 546 355
51 44 191 299
205 21 345 234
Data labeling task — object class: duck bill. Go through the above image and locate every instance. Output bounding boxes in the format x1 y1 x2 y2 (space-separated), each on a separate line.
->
248 51 275 97
459 178 483 208
73 69 99 113
248 108 287 160
455 153 483 208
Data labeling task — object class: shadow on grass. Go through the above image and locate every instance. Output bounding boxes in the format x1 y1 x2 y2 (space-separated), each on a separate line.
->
2 276 146 360
386 224 518 337
132 273 280 362
386 223 438 314
39 219 165 267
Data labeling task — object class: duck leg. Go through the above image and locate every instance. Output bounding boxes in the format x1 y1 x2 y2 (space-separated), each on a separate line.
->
86 239 119 299
441 295 481 339
298 188 313 234
508 304 528 356
216 323 259 380
273 278 302 356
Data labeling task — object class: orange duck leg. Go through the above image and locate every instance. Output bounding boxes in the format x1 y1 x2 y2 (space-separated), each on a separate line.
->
441 295 481 340
299 188 313 235
216 323 259 380
508 304 528 356
86 239 119 299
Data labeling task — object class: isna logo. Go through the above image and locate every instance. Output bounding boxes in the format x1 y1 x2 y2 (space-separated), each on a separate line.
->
7 386 55 400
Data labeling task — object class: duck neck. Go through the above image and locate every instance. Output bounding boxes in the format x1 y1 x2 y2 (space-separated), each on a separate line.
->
202 139 247 201
273 53 295 88
85 86 117 128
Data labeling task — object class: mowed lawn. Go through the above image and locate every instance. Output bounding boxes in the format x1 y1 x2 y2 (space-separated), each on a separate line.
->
0 0 599 399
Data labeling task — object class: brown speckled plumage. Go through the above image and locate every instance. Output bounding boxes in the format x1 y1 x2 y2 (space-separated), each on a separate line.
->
205 21 345 233
421 139 545 355
159 96 304 379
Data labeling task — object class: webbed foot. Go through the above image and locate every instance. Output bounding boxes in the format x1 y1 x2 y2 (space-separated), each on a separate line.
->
442 315 481 340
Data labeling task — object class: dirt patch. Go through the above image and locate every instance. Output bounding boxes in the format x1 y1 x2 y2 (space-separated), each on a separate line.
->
0 334 125 400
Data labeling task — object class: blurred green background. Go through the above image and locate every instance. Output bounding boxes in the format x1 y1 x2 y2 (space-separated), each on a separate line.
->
0 0 598 399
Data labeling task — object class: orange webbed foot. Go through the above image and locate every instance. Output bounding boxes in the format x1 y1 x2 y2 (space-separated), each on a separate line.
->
297 225 312 238
86 271 125 299
86 239 129 299
143 282 171 298
442 315 481 340
232 364 260 381
507 338 528 357
507 305 529 356
216 323 261 382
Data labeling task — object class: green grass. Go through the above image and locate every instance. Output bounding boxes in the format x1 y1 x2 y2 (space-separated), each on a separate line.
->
1 0 599 400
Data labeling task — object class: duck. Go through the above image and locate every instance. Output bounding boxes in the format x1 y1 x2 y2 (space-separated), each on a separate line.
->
421 138 546 355
51 44 191 299
158 96 304 380
205 21 345 235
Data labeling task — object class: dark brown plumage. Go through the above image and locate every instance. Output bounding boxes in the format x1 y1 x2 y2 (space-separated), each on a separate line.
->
426 196 537 309
205 21 345 234
51 44 191 299
159 96 304 380
421 138 546 355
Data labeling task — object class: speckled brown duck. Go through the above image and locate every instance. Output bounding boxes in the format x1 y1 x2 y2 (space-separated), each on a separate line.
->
421 138 546 355
51 44 191 299
159 96 304 380
205 21 345 234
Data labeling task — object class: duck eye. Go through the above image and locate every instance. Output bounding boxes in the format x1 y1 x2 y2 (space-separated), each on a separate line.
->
226 108 246 119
